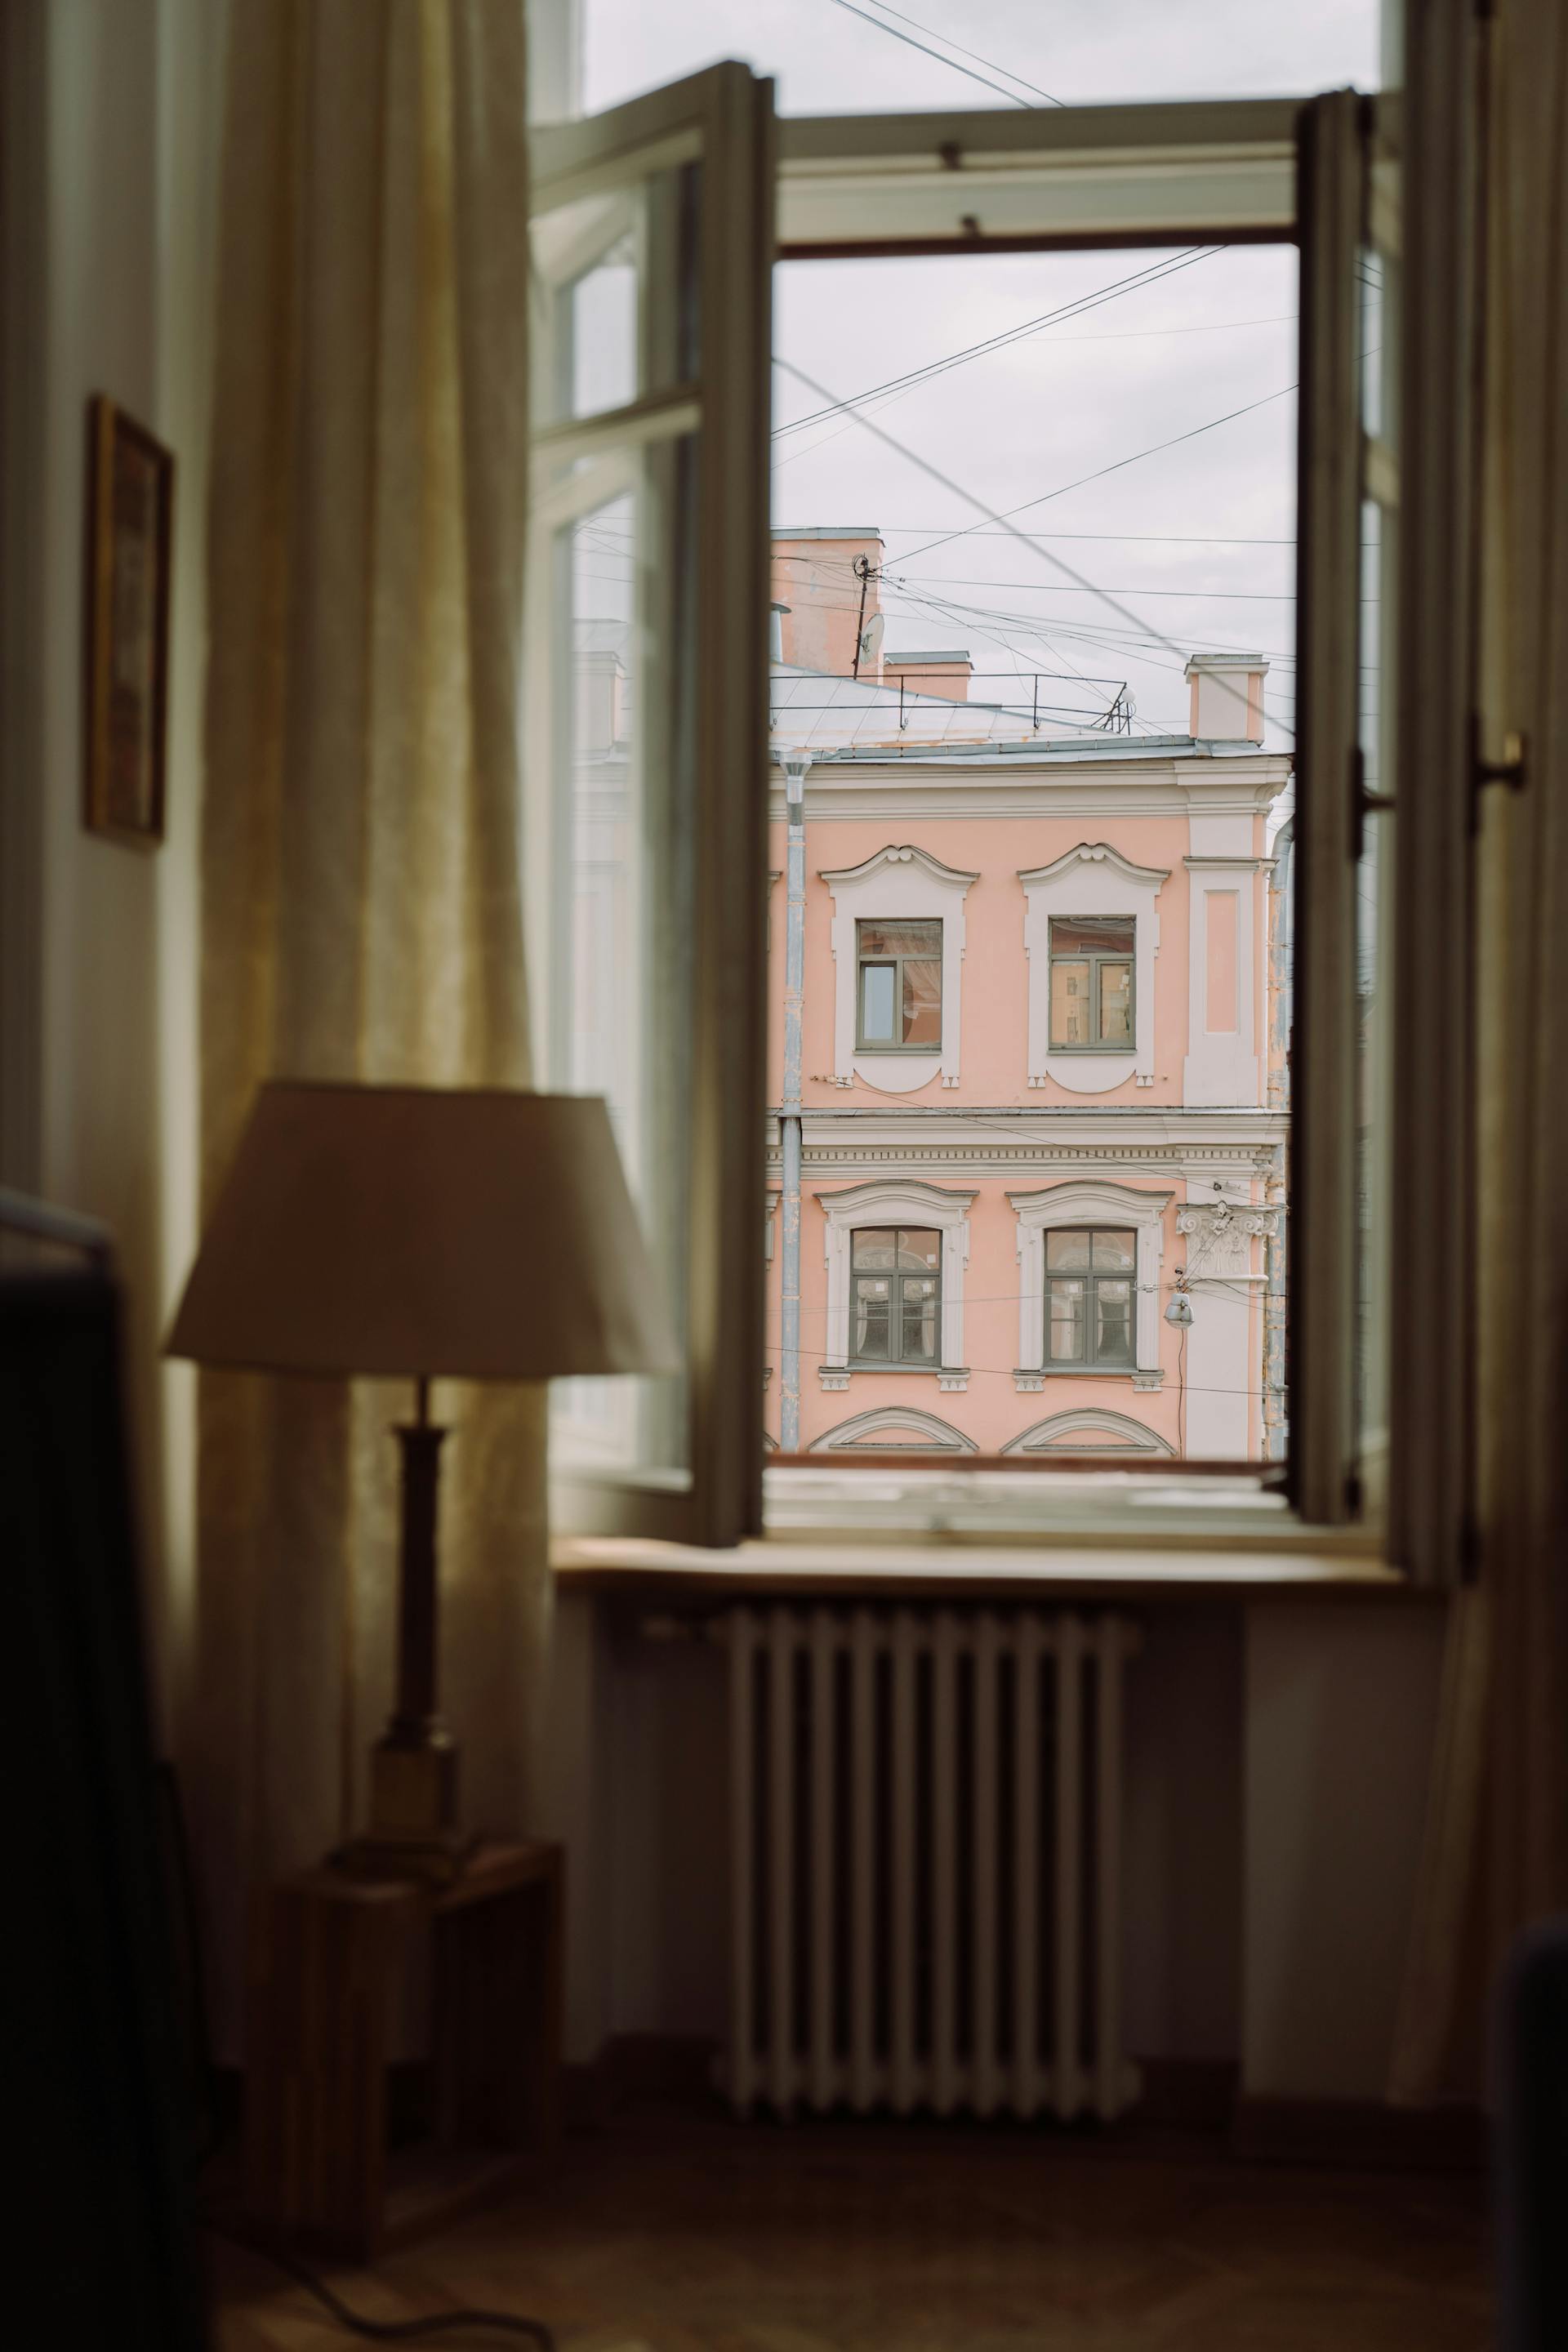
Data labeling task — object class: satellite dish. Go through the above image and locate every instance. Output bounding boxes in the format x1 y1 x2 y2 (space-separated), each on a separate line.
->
858 611 885 668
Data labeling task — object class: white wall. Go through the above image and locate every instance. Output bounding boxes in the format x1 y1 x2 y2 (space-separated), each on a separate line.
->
2 0 225 1739
1242 1600 1446 2098
555 1592 1447 2104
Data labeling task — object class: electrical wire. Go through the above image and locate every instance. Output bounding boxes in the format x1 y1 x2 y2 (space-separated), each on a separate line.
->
852 0 1067 106
773 249 1218 437
893 381 1298 564
205 2220 555 2345
822 0 1049 107
773 354 1292 744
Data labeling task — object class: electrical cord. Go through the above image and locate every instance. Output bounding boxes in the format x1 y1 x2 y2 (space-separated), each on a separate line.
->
203 2216 555 2345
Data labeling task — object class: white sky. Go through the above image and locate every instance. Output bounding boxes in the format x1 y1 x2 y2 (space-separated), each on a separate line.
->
579 3 1383 743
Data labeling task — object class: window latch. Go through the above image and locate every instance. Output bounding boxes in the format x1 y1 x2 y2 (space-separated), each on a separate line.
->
1474 729 1527 793
1348 746 1396 862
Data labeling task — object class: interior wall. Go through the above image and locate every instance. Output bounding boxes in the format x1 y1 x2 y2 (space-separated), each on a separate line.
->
556 1592 1446 2105
1241 1598 1447 2099
2 0 225 1741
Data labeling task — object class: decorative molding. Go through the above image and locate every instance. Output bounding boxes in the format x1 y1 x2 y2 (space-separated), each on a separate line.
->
1013 1373 1046 1393
817 1178 975 1375
1019 844 1167 1095
821 844 976 1094
1018 840 1171 891
1009 1181 1174 1375
1176 1198 1276 1279
809 1405 978 1454
818 841 980 890
1131 1371 1165 1391
1001 1408 1176 1457
819 1370 851 1392
1183 857 1260 1105
936 1370 970 1393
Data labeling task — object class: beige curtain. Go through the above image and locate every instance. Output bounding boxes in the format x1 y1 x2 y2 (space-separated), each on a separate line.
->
185 0 542 2047
1392 0 1568 2104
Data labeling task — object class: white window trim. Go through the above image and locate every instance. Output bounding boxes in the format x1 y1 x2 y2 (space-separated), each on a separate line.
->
818 1178 975 1385
1019 843 1167 1094
1002 1408 1176 1458
821 844 978 1093
810 1405 978 1454
1009 1181 1173 1380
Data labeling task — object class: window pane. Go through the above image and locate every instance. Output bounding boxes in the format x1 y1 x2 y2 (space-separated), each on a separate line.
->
1046 1228 1092 1270
1098 960 1133 1045
532 167 699 432
1091 1231 1136 1272
1050 960 1090 1046
853 1277 890 1359
859 918 941 958
1095 1279 1134 1364
902 1276 938 1360
897 1230 941 1271
858 961 895 1042
852 1228 897 1270
901 956 942 1045
1051 916 1135 957
1049 1277 1085 1361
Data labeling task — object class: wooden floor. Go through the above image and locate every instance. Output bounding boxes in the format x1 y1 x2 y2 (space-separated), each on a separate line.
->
212 2102 1491 2351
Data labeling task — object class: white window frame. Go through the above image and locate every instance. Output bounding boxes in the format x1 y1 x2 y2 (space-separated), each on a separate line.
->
821 844 976 1092
1020 845 1165 1094
818 1179 974 1388
1009 1183 1172 1388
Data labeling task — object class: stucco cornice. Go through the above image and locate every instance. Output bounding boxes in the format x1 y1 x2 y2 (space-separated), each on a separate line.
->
1017 840 1171 889
817 841 979 888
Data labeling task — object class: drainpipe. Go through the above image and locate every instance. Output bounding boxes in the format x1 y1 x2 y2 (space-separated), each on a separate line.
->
778 749 811 1454
1263 818 1294 1460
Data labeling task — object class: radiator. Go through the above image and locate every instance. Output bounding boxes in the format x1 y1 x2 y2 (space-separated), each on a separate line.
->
722 1606 1142 2122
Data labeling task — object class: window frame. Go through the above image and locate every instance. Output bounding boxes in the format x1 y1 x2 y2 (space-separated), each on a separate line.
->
1045 1226 1140 1370
849 1224 942 1367
853 916 943 1054
536 74 1468 1563
1047 917 1137 1054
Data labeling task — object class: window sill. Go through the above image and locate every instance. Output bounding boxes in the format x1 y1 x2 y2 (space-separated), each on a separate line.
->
552 1530 1422 1605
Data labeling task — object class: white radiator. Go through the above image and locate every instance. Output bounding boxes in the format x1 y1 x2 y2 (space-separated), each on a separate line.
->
722 1606 1142 2122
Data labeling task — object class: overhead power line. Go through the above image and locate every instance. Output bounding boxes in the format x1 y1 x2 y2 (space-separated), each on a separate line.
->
895 382 1298 564
822 0 1060 107
853 0 1067 106
772 355 1294 742
773 249 1216 437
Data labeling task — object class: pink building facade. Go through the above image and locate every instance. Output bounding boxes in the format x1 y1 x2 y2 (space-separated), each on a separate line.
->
765 530 1292 1462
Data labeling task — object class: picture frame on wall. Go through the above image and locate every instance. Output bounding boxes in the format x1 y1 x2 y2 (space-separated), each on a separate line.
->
83 394 173 848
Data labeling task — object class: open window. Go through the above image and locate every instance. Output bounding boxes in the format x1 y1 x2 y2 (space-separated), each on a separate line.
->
528 65 773 1543
532 69 1411 1552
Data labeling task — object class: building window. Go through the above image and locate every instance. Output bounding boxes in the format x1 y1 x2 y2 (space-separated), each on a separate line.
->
855 918 942 1049
850 1227 940 1364
1046 1228 1138 1367
1049 917 1135 1049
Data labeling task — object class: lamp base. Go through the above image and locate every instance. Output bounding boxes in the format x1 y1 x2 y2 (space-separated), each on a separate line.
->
335 1728 474 1884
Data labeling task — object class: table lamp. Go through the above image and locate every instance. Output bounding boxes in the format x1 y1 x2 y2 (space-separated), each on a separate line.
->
165 1080 678 1880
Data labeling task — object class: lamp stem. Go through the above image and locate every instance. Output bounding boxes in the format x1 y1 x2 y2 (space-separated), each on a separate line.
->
390 1380 447 1743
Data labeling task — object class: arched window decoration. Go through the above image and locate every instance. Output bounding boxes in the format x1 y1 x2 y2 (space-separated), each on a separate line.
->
809 1406 978 1454
1002 1409 1175 1457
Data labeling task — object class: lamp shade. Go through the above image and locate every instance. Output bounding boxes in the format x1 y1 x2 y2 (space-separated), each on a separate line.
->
165 1082 679 1382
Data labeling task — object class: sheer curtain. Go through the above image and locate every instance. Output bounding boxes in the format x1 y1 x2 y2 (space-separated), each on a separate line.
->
185 0 541 2042
1392 0 1568 2105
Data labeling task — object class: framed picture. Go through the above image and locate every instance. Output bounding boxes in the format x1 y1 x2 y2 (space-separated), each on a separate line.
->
83 395 173 847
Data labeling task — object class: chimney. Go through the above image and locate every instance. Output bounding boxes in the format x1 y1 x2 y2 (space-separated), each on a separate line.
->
770 528 884 679
1185 652 1268 745
882 649 973 704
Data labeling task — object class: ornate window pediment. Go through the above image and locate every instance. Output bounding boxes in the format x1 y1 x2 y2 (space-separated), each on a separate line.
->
1003 1408 1174 1456
820 845 977 1093
1018 842 1167 1097
811 1405 978 1454
817 1179 973 1388
1009 1180 1172 1379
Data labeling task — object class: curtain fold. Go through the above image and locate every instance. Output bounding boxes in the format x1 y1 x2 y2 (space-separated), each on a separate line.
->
1392 0 1568 2105
185 0 541 2050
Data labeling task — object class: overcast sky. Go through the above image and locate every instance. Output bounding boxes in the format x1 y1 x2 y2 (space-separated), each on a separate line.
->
579 3 1383 743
